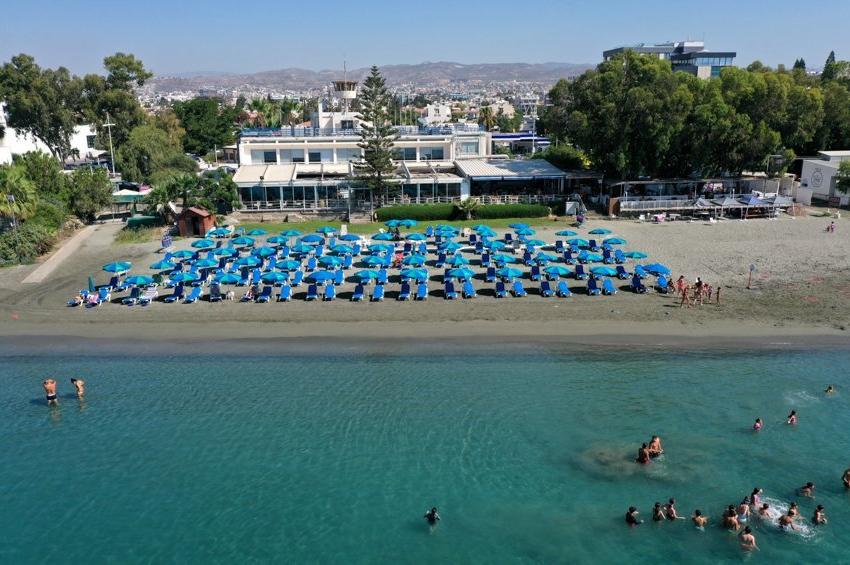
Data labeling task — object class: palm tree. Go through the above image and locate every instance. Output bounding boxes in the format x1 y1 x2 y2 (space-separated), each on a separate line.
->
478 106 496 131
0 164 38 222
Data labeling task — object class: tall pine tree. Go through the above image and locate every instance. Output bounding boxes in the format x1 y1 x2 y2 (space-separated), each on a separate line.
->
354 66 398 201
822 51 837 81
793 58 806 70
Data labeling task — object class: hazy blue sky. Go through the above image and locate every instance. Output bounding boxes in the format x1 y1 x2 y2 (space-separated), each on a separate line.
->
2 0 847 75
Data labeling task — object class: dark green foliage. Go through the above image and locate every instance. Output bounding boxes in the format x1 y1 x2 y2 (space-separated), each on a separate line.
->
822 51 837 82
354 66 399 196
115 125 197 183
28 197 67 231
66 168 113 222
475 204 549 219
173 98 238 155
376 204 456 222
533 145 586 170
793 58 806 70
0 223 56 264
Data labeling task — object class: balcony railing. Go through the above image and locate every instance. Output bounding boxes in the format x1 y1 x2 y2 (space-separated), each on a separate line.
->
240 124 483 139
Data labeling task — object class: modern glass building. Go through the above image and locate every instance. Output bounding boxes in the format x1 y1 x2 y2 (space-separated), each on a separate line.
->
603 40 736 78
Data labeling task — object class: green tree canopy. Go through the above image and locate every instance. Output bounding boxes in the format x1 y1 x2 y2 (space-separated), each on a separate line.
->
65 168 112 222
173 98 238 155
13 151 69 200
115 125 197 184
354 66 399 197
0 163 39 221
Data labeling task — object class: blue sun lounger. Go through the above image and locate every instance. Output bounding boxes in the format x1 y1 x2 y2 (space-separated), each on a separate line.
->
485 266 496 283
530 265 541 281
511 280 528 297
377 268 388 285
305 284 319 301
574 264 588 280
602 249 614 264
614 249 626 264
291 270 304 287
323 284 336 301
121 287 141 305
587 277 601 296
351 284 365 302
254 286 271 303
372 284 385 302
589 239 600 252
280 246 291 258
277 284 292 302
435 252 447 268
462 281 476 299
495 281 508 298
657 275 670 294
444 281 458 299
602 279 617 295
306 257 317 271
184 286 202 303
209 284 222 302
415 283 428 300
164 285 185 303
334 270 344 286
481 253 491 267
555 240 565 253
504 233 513 244
398 282 411 301
106 275 127 293
540 280 554 297
634 265 648 279
556 281 572 297
616 266 630 279
563 250 576 265
343 255 353 269
417 243 427 255
631 274 647 294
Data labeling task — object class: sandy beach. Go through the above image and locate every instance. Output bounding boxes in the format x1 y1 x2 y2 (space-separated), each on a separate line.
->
2 214 850 347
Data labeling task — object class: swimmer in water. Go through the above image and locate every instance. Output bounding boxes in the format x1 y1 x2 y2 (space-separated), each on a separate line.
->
799 482 814 497
737 498 750 523
636 443 651 465
692 509 708 529
665 498 684 521
648 435 663 457
788 502 800 519
812 505 827 525
843 467 850 489
758 503 770 518
424 507 440 526
43 379 58 406
749 488 762 508
786 410 797 425
739 526 758 551
652 502 665 522
70 378 85 398
723 505 740 531
752 418 762 432
779 510 796 531
625 506 643 527
825 385 834 395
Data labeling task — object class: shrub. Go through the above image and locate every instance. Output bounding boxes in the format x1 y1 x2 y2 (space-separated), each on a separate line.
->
376 203 457 222
476 204 550 219
0 223 57 264
28 198 67 232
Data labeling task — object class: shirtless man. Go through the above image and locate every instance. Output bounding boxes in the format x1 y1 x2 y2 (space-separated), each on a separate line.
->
737 498 750 523
692 509 708 529
843 467 850 489
625 506 643 527
739 526 758 551
723 505 739 531
43 379 58 406
648 436 663 458
798 482 814 497
812 505 827 525
652 502 665 522
757 503 770 518
786 410 797 425
665 498 685 521
70 378 85 398
788 502 800 520
779 510 796 531
636 443 651 465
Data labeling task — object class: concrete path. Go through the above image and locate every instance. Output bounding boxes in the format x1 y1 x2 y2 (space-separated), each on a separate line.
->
22 225 98 284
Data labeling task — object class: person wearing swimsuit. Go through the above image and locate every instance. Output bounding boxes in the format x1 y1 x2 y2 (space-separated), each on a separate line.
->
636 443 651 465
652 502 665 521
812 505 827 525
753 418 762 431
625 506 642 527
786 410 797 425
648 436 663 458
779 510 796 531
737 499 750 523
43 379 58 406
424 507 440 526
739 526 758 551
692 509 708 529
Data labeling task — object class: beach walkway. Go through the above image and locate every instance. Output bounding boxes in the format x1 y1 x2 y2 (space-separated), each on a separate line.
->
22 225 100 284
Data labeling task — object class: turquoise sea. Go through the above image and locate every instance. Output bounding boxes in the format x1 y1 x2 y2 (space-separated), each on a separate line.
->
3 345 850 564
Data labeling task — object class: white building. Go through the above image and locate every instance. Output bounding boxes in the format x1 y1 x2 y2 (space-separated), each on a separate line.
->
0 102 102 165
799 150 850 202
418 103 452 125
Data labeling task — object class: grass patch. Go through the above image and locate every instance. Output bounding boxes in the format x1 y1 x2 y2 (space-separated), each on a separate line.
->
114 227 162 245
238 217 571 236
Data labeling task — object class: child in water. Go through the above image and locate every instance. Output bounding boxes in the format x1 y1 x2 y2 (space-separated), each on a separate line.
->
753 418 762 432
786 410 797 425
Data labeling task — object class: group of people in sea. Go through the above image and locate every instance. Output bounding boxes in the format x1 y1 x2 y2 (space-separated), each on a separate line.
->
41 378 85 405
628 385 846 552
675 275 717 308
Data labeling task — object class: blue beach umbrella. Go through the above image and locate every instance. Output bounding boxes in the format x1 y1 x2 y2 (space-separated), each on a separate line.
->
623 251 648 259
190 239 215 249
434 229 457 238
306 270 336 283
555 230 578 237
567 238 589 248
400 268 428 280
214 272 241 285
261 271 289 284
590 266 618 277
277 260 302 271
208 227 230 237
477 227 497 238
406 233 427 241
339 233 361 242
544 265 572 278
445 254 470 267
578 251 604 263
290 243 314 254
495 267 523 279
331 244 354 255
534 253 558 264
491 254 518 264
232 236 256 247
399 219 418 228
438 241 462 253
318 255 343 268
372 232 395 241
267 236 288 245
588 228 613 235
472 224 492 232
102 261 132 273
234 256 262 268
124 274 154 286
402 254 427 266
150 259 177 270
211 247 237 257
485 240 507 251
384 219 402 228
353 269 380 281
369 243 395 254
251 246 277 258
169 272 199 283
603 237 627 245
316 226 337 235
448 267 475 280
508 223 529 230
171 250 196 261
362 255 390 267
247 228 268 236
301 234 324 244
435 224 457 232
193 258 219 269
280 229 302 238
515 227 535 236
642 263 671 276
524 239 546 248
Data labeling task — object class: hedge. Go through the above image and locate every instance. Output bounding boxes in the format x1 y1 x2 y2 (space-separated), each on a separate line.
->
376 203 456 222
475 204 550 219
0 223 57 264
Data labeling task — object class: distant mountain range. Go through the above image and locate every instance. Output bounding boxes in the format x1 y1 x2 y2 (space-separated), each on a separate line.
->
149 61 594 92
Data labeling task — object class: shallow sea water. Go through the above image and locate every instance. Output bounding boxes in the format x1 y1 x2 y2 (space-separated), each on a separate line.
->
3 346 850 564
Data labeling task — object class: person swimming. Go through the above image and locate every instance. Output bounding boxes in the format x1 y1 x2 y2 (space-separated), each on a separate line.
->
652 502 665 522
749 488 762 508
798 482 814 497
757 503 770 519
70 378 85 398
843 467 850 489
692 509 708 529
723 505 740 531
648 435 663 457
788 502 800 519
424 507 440 526
625 506 643 527
825 385 835 395
779 510 796 531
665 498 684 521
43 379 58 406
636 443 651 465
753 418 762 431
739 526 758 552
786 410 797 425
812 505 827 525
737 498 750 523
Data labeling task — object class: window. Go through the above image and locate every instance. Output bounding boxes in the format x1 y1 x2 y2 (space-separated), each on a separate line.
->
86 135 96 149
308 152 322 164
456 140 479 156
392 147 417 161
421 147 444 160
263 151 277 164
280 149 304 163
337 148 361 162
341 120 355 130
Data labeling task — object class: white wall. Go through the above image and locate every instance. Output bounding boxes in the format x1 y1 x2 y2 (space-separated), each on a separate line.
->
800 159 839 199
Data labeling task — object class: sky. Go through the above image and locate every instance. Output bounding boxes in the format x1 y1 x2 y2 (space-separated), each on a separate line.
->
2 0 848 76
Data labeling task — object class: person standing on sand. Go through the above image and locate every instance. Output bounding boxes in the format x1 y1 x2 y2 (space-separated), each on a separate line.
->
43 379 58 406
680 284 692 308
715 286 721 305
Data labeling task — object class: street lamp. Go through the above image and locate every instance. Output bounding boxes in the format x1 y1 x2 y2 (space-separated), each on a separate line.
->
6 194 15 228
104 112 116 176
